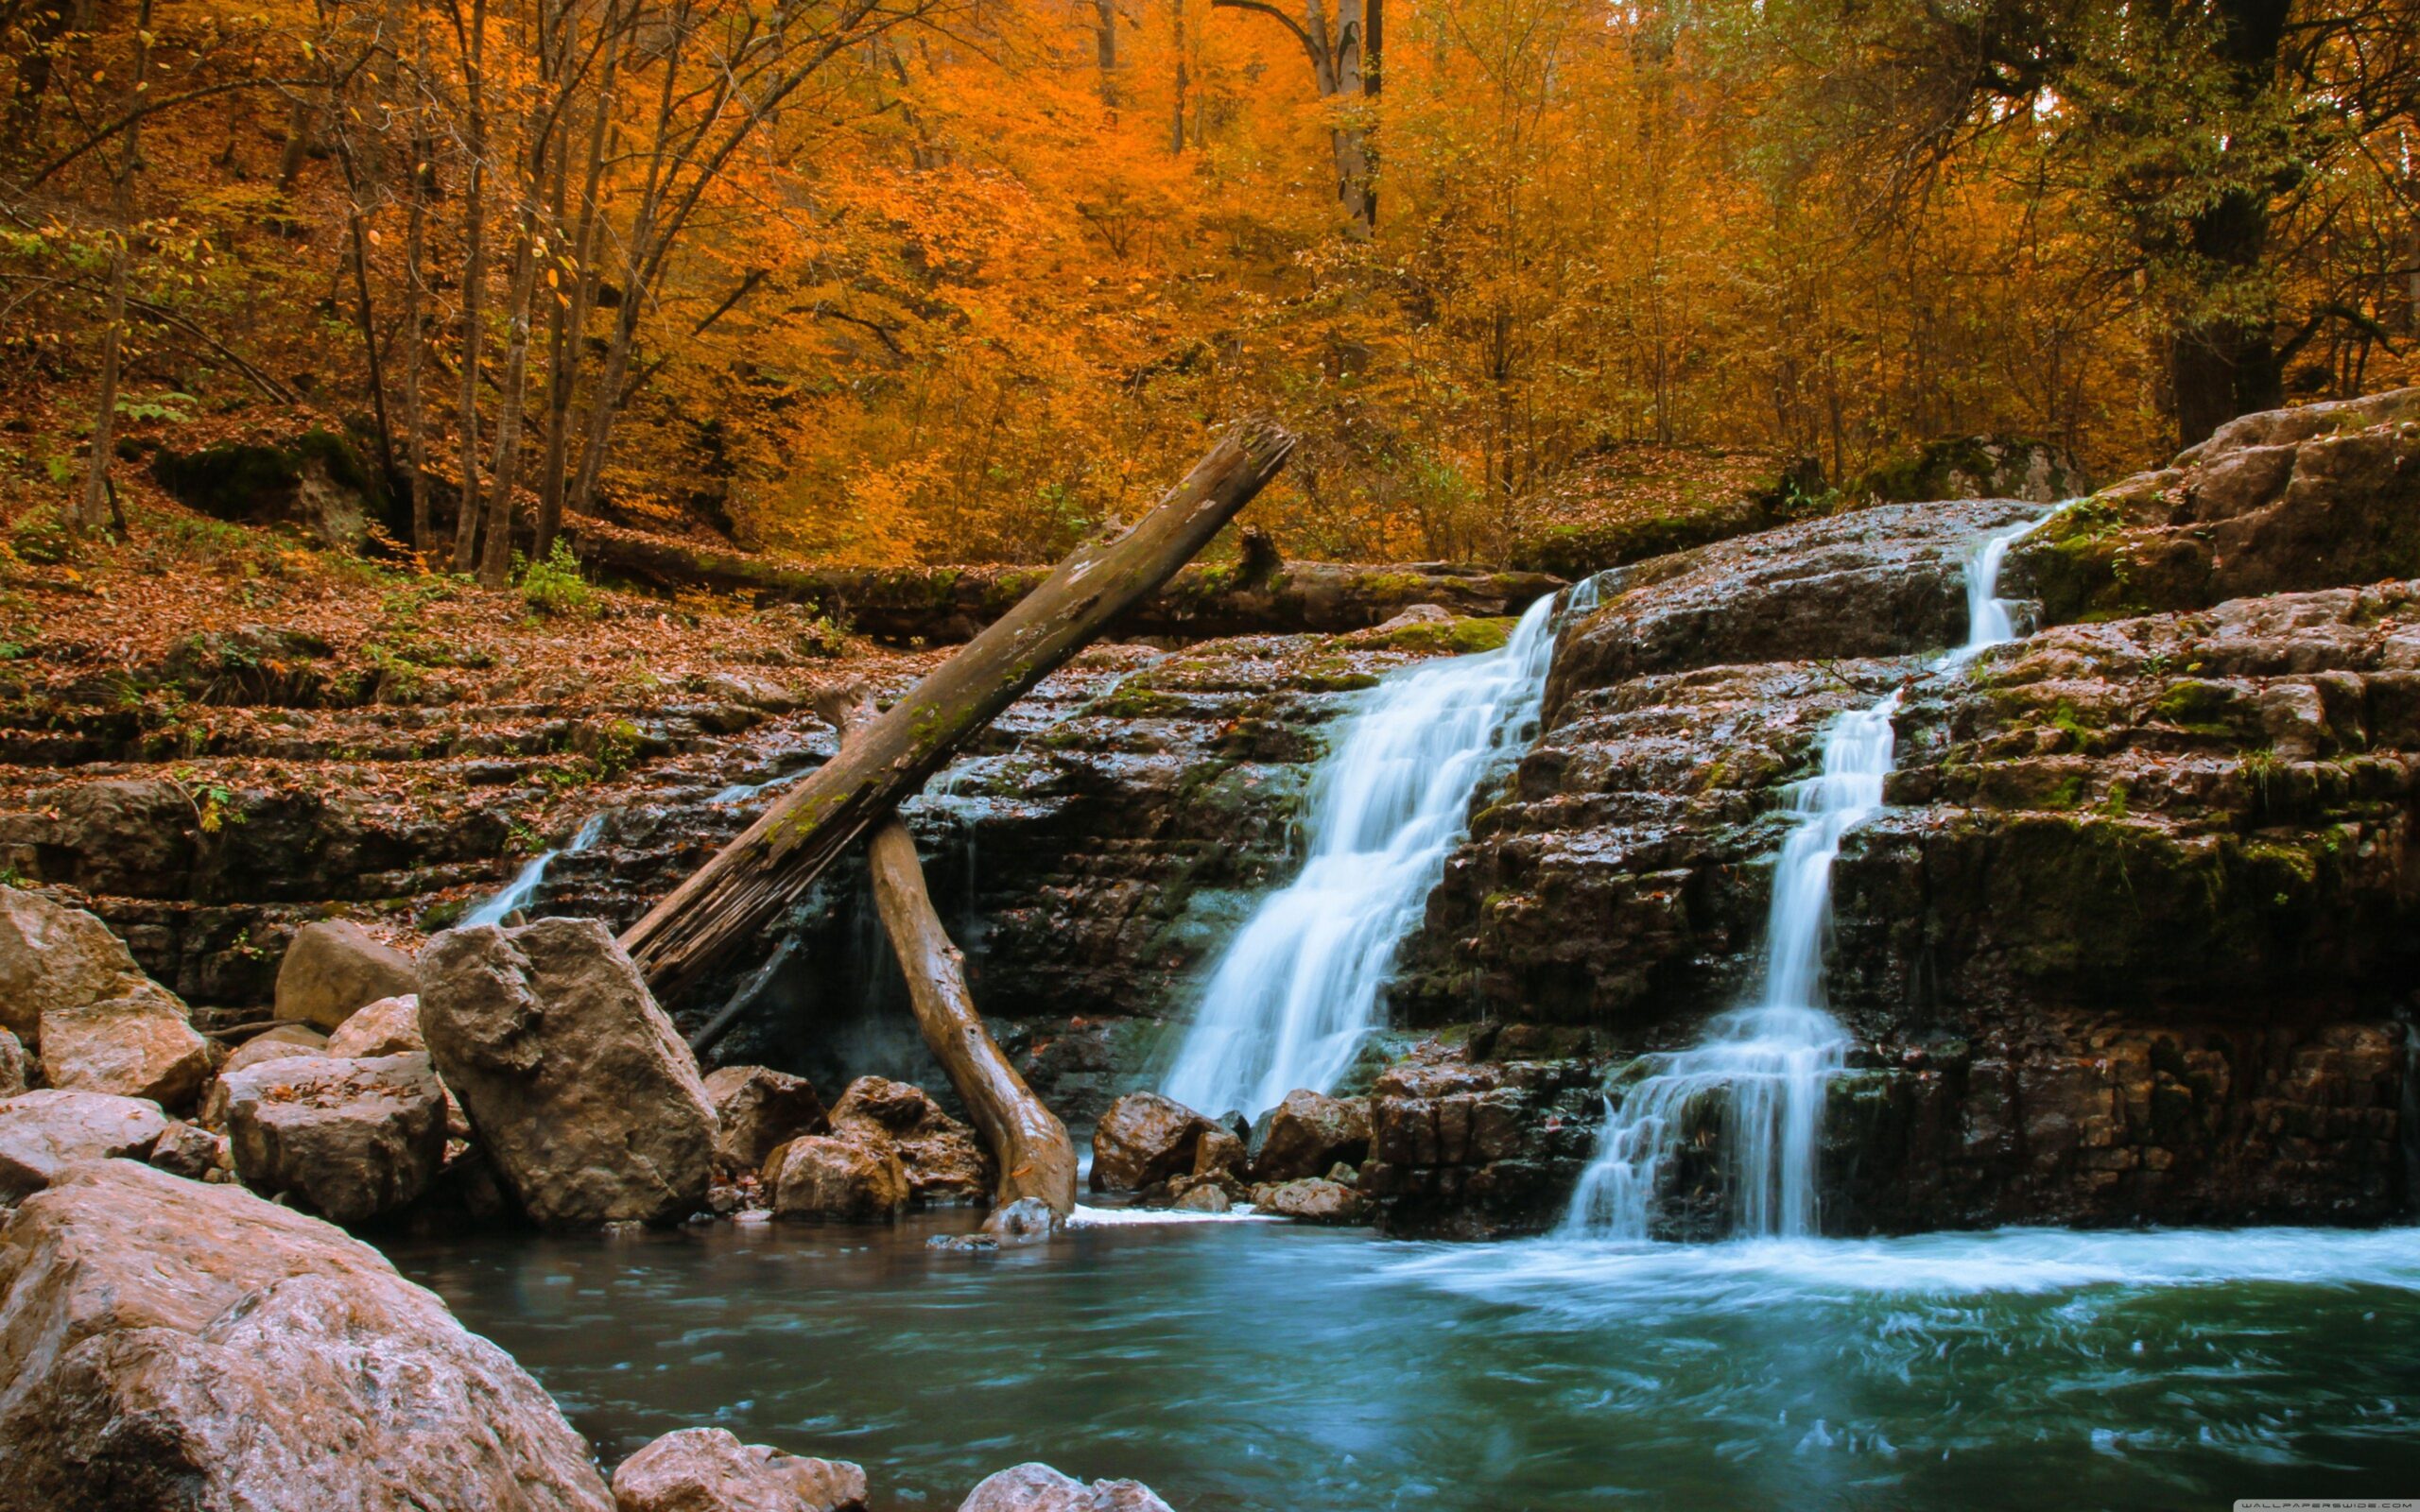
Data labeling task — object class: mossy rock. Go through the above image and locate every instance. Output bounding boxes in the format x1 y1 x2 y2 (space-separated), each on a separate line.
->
152 428 381 551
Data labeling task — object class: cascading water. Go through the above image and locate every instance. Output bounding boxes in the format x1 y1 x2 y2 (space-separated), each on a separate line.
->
1562 514 2048 1240
1162 587 1592 1120
461 812 609 928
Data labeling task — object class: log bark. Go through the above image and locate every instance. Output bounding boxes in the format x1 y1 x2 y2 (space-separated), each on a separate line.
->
821 687 1077 1216
620 421 1295 1000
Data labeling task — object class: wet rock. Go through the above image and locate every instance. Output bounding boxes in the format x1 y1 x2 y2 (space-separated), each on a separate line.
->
1251 1177 1366 1224
766 1133 908 1223
959 1463 1174 1512
0 1160 614 1511
611 1426 867 1512
37 995 211 1109
1247 1091 1372 1182
704 1065 828 1176
0 1029 24 1098
1171 1183 1231 1213
981 1195 1063 1245
419 919 716 1228
148 1120 229 1182
222 1022 331 1074
220 1053 449 1226
1193 1123 1246 1179
0 1091 171 1200
324 994 424 1058
276 920 419 1031
829 1076 991 1203
1088 1091 1215 1193
0 885 178 1050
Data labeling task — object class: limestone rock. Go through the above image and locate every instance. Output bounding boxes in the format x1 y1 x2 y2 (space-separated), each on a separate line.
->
276 920 419 1030
149 1121 229 1182
38 995 211 1109
1087 1091 1214 1193
223 1022 330 1074
325 994 424 1058
0 1160 614 1511
958 1463 1174 1512
1252 1177 1365 1224
610 1427 867 1512
1247 1091 1371 1183
418 919 715 1228
766 1133 908 1223
829 1076 991 1203
0 1029 24 1098
703 1065 827 1176
221 1054 448 1226
0 1091 171 1200
0 886 173 1050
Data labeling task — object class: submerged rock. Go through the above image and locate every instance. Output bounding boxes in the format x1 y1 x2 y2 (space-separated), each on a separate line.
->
829 1076 991 1203
1251 1177 1367 1224
324 994 424 1058
276 920 419 1031
38 994 211 1109
981 1195 1063 1245
611 1427 867 1512
959 1463 1174 1512
0 1091 171 1200
0 885 180 1050
419 919 716 1228
1247 1090 1371 1183
1088 1091 1215 1193
766 1133 908 1223
220 1053 449 1225
704 1065 828 1176
0 1160 614 1511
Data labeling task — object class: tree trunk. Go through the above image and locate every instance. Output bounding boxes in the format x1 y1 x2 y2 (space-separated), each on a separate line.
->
75 0 151 535
620 421 1295 1001
403 114 432 553
450 0 491 573
819 688 1078 1216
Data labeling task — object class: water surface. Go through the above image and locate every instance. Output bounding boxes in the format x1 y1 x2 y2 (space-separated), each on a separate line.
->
389 1218 2420 1510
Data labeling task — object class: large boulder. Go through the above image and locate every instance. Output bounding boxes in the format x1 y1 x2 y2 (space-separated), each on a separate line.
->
222 1023 329 1074
704 1065 827 1176
765 1134 908 1223
1247 1091 1372 1183
829 1076 991 1203
38 995 211 1109
958 1464 1173 1512
276 921 419 1031
0 1160 614 1511
610 1427 866 1512
0 1091 171 1201
325 994 424 1058
220 1054 448 1226
418 919 715 1227
0 886 177 1049
1087 1092 1215 1193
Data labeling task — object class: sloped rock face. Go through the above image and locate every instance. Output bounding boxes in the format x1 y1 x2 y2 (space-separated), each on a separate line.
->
418 919 716 1228
0 1160 613 1512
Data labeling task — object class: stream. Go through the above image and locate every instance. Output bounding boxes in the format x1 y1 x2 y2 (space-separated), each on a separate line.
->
390 1216 2420 1510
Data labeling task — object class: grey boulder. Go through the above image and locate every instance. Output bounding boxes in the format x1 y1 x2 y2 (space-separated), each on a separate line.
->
220 1054 448 1226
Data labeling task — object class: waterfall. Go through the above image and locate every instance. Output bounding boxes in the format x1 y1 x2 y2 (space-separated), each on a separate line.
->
1562 514 2047 1241
1162 588 1588 1120
462 812 609 929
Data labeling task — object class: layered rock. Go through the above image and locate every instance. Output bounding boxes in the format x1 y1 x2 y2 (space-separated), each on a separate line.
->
0 1160 613 1511
611 1427 866 1512
220 1053 449 1225
419 919 716 1227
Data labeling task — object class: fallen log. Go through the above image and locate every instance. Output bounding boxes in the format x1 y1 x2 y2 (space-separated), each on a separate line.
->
621 420 1295 1001
819 687 1078 1216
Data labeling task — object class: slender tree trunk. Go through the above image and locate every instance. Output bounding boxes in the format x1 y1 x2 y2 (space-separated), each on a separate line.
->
1092 0 1118 105
535 4 620 558
621 422 1296 1001
818 688 1079 1216
4 1 70 155
479 206 543 587
403 113 432 554
1169 0 1187 152
450 0 491 572
75 0 152 535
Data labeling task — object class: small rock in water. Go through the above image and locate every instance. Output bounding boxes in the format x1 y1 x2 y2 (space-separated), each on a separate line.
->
982 1196 1063 1245
1247 1090 1371 1184
1171 1183 1231 1213
766 1132 908 1223
1088 1091 1217 1193
1251 1177 1366 1225
829 1076 991 1203
613 1426 867 1512
276 919 419 1030
959 1462 1174 1512
704 1064 828 1176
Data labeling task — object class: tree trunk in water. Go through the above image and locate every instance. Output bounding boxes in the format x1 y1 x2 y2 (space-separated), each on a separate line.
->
620 421 1295 1001
820 688 1078 1216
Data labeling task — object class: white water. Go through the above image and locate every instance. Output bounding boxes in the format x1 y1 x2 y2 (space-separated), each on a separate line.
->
1563 514 2048 1240
462 813 609 928
1162 589 1589 1119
